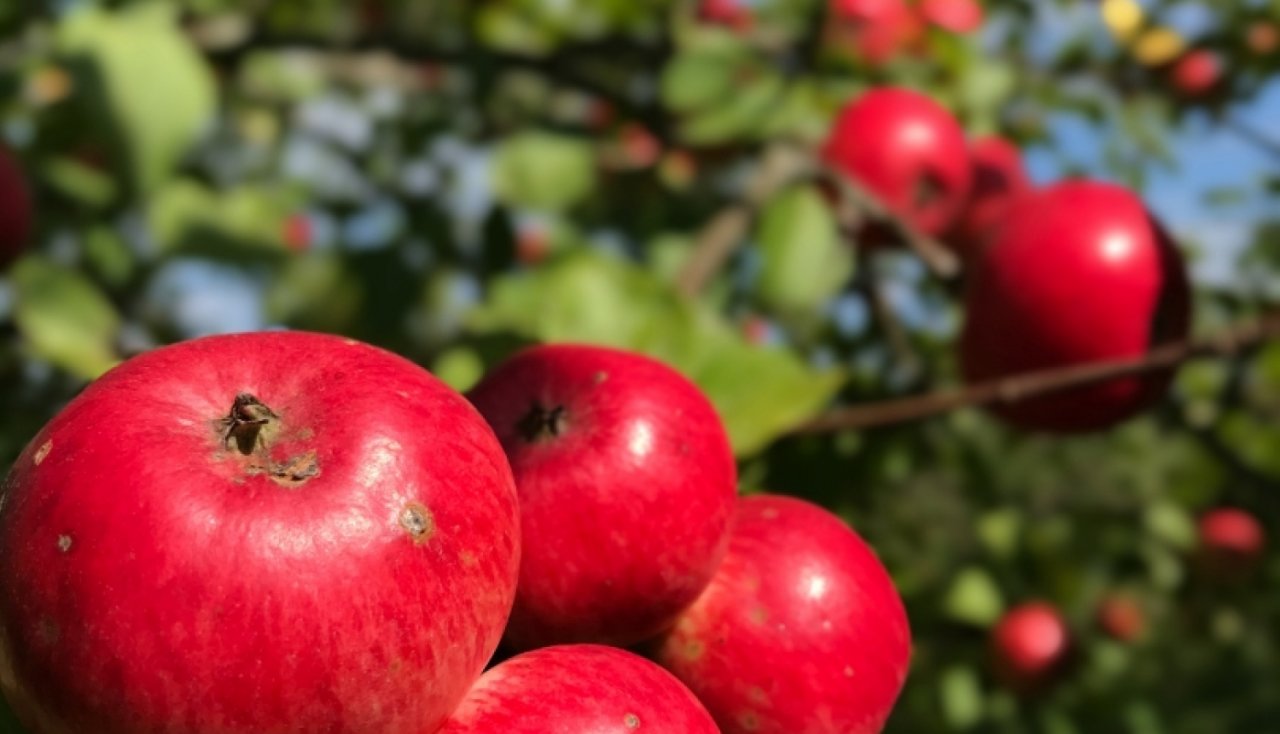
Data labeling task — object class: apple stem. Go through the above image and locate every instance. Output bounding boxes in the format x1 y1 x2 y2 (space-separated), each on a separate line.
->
516 403 568 442
220 393 279 455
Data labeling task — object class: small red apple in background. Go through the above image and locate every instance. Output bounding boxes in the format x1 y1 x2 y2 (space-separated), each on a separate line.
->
822 87 972 237
1197 507 1266 579
280 212 312 252
960 180 1192 433
0 332 521 734
918 0 983 33
0 145 33 270
990 602 1071 693
831 0 904 20
826 1 925 67
468 344 737 651
700 0 754 30
1170 49 1222 97
515 223 551 266
944 135 1033 258
1095 594 1145 643
652 494 911 734
438 645 718 733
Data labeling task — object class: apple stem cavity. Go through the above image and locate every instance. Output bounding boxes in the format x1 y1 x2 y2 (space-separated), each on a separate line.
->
516 402 569 442
221 393 280 455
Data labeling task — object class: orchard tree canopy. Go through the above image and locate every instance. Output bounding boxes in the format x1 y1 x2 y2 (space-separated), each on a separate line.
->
1 0 1279 732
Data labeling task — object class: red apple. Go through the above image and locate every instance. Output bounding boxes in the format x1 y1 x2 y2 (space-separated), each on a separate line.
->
1197 507 1266 578
919 0 983 33
281 212 312 252
439 644 719 733
830 0 904 21
700 0 754 30
822 87 972 237
0 331 521 734
990 602 1071 693
944 135 1033 257
827 2 925 67
652 494 911 734
1095 594 1144 643
467 344 737 650
960 180 1192 432
1170 49 1222 97
0 145 33 269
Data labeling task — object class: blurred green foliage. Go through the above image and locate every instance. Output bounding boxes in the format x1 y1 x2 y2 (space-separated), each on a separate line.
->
1 1 1279 732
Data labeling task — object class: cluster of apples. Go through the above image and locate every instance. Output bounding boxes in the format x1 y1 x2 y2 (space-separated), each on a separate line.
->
0 333 910 734
989 506 1268 694
701 0 983 65
822 85 1192 433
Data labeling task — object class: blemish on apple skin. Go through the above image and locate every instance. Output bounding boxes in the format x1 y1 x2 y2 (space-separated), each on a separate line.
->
738 711 761 732
681 638 705 661
56 535 72 553
593 371 609 385
399 502 435 545
748 606 768 625
34 440 52 466
623 713 640 729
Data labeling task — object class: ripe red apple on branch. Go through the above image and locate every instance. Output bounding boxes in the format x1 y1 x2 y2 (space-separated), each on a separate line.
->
438 644 719 733
960 180 1192 432
468 344 737 650
0 332 521 734
1196 507 1266 580
943 135 1033 258
651 494 911 734
822 87 972 238
990 602 1071 694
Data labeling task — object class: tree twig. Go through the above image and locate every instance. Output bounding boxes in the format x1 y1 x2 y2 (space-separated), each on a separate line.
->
673 144 812 298
794 310 1280 434
817 165 960 279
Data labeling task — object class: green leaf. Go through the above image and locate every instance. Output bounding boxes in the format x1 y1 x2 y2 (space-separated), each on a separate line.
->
939 665 984 731
756 185 852 316
467 252 844 455
149 178 305 257
679 70 786 145
491 132 597 212
10 257 121 380
58 4 216 195
660 45 743 113
942 566 1005 626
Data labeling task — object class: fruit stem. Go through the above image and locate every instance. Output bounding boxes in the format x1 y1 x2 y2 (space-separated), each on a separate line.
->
516 402 568 442
220 393 279 455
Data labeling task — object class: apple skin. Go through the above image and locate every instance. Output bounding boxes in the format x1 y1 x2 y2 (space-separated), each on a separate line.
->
438 644 718 733
0 145 33 270
990 602 1070 693
1170 50 1221 97
822 87 972 237
0 331 521 734
467 344 737 651
944 136 1032 258
918 0 983 33
651 494 911 734
1197 507 1266 579
700 0 754 30
960 180 1192 433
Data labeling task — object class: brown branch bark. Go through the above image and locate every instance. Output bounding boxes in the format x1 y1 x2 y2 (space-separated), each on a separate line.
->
672 144 813 299
794 310 1280 434
818 165 960 279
